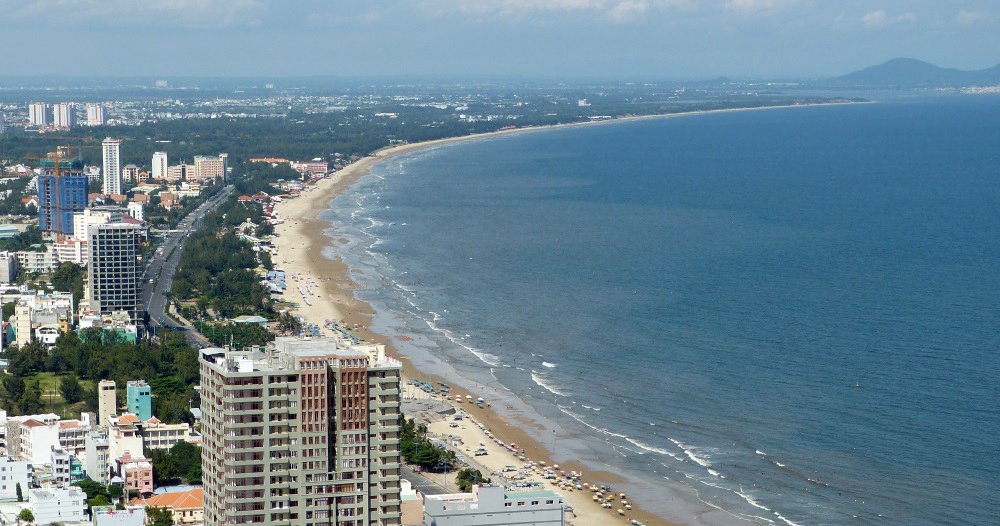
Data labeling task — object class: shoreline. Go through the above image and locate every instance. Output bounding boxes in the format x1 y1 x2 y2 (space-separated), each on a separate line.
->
270 101 862 526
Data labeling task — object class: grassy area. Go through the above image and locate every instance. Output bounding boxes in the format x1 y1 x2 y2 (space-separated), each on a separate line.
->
22 372 95 419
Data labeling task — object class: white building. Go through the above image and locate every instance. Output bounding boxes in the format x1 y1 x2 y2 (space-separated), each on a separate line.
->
86 103 105 126
28 103 48 127
192 154 227 181
127 201 144 221
152 151 168 181
101 138 122 195
0 252 17 284
73 206 124 241
50 447 71 486
0 457 33 501
93 505 146 526
422 485 565 526
15 248 59 274
25 486 87 525
52 103 74 129
107 414 144 461
138 417 194 451
85 429 110 483
17 419 61 465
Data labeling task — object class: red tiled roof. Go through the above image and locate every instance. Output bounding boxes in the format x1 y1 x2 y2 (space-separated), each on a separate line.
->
130 488 203 510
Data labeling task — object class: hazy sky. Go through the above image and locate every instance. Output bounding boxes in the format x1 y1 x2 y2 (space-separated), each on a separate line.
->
1 0 997 79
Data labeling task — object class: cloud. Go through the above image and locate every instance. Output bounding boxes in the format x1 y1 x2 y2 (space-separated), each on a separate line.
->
0 0 269 29
412 0 692 22
955 10 990 26
725 0 798 14
861 9 887 27
861 9 914 28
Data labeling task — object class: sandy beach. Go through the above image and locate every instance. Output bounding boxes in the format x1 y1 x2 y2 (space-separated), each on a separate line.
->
269 103 860 526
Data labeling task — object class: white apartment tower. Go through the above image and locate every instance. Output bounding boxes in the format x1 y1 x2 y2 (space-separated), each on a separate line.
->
53 102 74 128
98 380 117 427
29 102 48 126
152 151 168 181
101 137 123 195
200 336 403 526
86 103 105 126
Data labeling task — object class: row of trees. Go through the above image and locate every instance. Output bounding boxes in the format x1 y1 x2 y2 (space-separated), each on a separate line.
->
400 418 457 473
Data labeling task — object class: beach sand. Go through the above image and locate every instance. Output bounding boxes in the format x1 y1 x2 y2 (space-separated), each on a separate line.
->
269 103 860 526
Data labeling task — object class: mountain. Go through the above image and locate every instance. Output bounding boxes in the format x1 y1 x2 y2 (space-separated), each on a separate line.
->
828 58 1000 87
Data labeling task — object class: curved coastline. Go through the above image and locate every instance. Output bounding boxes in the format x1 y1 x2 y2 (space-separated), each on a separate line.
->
270 101 862 526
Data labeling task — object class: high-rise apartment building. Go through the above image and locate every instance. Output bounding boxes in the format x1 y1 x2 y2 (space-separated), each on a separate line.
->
53 102 74 128
200 336 403 526
98 380 117 427
37 173 89 235
192 153 228 181
29 102 48 126
126 380 152 420
87 222 145 322
152 152 168 181
86 103 105 126
102 138 122 195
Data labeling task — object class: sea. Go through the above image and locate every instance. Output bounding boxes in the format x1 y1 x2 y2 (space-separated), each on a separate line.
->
320 95 1000 526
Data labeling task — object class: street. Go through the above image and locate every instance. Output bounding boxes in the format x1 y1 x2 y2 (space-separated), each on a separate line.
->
142 184 235 347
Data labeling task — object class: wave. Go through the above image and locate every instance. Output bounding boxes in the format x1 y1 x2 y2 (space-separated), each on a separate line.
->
669 438 713 468
624 437 683 461
542 361 557 368
531 371 568 396
557 405 629 439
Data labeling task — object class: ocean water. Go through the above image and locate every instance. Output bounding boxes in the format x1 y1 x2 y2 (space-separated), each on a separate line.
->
321 97 1000 526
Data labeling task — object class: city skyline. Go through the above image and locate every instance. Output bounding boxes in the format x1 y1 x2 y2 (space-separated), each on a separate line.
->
0 0 996 79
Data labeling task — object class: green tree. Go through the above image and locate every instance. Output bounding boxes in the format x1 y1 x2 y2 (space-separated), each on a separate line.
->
89 495 111 508
2 302 15 322
18 509 34 524
147 507 174 526
456 468 490 492
21 380 43 414
15 482 22 502
60 375 82 404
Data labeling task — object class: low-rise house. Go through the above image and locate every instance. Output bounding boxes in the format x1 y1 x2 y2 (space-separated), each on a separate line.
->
25 486 87 525
92 505 146 526
130 488 203 525
0 457 33 501
422 485 565 526
115 453 153 496
138 418 194 451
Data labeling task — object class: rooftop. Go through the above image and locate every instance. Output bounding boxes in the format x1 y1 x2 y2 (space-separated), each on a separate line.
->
131 488 203 510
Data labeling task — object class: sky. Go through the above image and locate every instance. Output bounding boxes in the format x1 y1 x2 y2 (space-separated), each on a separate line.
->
0 0 997 79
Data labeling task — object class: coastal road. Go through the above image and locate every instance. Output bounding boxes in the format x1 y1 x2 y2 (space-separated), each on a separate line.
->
142 184 235 347
401 466 452 496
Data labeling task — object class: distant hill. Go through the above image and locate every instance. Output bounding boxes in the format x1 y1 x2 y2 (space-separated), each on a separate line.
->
828 58 1000 87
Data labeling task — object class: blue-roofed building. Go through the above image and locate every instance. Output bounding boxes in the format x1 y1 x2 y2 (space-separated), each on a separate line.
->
38 174 88 235
126 380 152 421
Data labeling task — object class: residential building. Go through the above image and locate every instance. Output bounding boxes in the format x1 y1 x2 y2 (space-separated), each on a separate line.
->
8 291 74 347
127 201 144 221
115 452 153 495
199 336 403 526
102 138 123 195
14 248 59 274
16 419 60 465
52 238 88 265
159 192 180 210
165 164 189 183
77 311 138 344
85 164 102 183
152 151 168 181
37 172 88 235
29 103 48 127
50 447 71 486
85 429 110 483
87 222 145 322
290 159 328 177
137 417 194 451
192 154 227 181
0 457 33 501
73 206 124 241
93 505 146 526
25 486 87 525
422 485 565 526
57 417 92 456
52 103 74 129
98 380 117 428
126 381 152 420
0 252 17 284
107 414 143 460
86 103 105 126
122 164 140 184
130 488 203 525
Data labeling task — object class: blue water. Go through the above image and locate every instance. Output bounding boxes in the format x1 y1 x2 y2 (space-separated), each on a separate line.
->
322 97 1000 526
